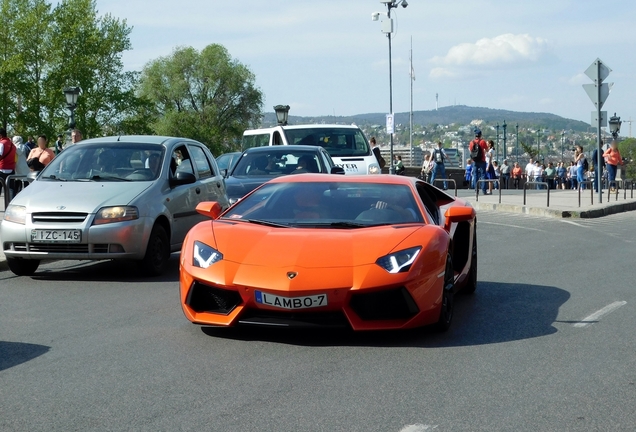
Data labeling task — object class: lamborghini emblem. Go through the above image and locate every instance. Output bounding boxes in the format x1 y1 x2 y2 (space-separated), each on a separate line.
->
287 272 298 280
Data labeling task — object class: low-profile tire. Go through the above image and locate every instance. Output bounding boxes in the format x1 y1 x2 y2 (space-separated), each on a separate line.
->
7 258 40 276
435 254 455 332
463 225 477 294
139 224 169 276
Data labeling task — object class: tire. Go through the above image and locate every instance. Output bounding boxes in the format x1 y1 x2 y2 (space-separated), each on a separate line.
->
435 254 455 332
139 224 170 276
7 258 40 276
463 224 477 294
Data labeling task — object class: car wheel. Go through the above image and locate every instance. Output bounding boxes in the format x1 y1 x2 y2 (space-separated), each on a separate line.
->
463 225 477 294
435 254 455 332
139 224 169 276
7 258 40 276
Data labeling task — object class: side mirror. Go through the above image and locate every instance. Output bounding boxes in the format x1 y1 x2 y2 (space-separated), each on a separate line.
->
169 171 196 188
330 166 346 175
221 168 228 178
196 201 223 219
443 206 475 232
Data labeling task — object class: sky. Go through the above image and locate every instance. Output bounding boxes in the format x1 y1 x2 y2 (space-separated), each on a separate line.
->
95 0 636 129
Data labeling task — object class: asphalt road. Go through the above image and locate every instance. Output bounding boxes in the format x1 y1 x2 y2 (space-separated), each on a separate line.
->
1 211 635 432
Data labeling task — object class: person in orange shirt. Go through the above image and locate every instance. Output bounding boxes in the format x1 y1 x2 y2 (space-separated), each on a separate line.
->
511 162 523 189
27 135 56 171
603 140 623 192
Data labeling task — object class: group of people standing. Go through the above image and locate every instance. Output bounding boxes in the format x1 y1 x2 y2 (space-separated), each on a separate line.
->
0 128 82 196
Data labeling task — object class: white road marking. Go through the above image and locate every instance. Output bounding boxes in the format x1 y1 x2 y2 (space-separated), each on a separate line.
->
480 221 544 232
559 219 586 227
573 301 627 328
399 425 439 432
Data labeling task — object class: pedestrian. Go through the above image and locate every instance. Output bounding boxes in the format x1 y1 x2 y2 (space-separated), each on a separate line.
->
492 160 500 190
545 162 556 189
500 159 510 189
574 145 586 189
370 137 385 173
71 129 82 144
568 161 578 189
0 128 17 194
27 135 55 171
464 158 473 188
11 136 30 196
25 135 36 153
525 158 534 187
469 128 488 195
420 154 433 182
485 140 496 194
430 141 448 189
591 142 607 192
556 162 567 189
55 134 64 154
533 161 544 188
511 162 523 189
394 154 405 175
603 140 623 192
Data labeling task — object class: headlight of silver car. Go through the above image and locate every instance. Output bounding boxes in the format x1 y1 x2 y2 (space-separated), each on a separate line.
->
193 241 223 269
93 206 139 225
3 205 27 224
376 247 421 273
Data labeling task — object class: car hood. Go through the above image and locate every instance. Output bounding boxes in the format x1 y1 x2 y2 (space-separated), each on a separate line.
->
225 176 277 200
11 180 152 213
213 221 424 268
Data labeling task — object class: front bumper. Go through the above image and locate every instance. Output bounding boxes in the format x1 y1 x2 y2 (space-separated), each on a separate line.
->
1 216 153 261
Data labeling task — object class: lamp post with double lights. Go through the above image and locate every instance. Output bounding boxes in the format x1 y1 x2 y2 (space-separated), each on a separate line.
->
273 105 290 126
496 123 500 162
609 113 621 140
63 87 81 132
561 131 565 162
515 123 519 163
372 0 408 174
502 120 507 161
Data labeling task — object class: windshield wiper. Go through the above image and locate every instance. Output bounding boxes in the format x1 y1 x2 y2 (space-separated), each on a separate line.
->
90 175 131 182
45 175 67 182
245 219 290 228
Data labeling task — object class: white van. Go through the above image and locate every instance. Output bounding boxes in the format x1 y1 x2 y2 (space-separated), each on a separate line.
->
242 124 381 175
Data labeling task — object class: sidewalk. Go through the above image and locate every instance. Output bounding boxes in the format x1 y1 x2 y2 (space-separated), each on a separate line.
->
1 186 636 272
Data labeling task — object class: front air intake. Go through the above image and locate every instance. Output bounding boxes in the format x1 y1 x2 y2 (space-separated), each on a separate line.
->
186 282 243 315
349 287 419 321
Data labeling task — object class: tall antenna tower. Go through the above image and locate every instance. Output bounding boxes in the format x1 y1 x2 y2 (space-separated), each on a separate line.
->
435 93 438 111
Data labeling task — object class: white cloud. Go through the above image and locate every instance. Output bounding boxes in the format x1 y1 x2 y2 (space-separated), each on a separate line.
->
566 73 589 86
430 33 551 79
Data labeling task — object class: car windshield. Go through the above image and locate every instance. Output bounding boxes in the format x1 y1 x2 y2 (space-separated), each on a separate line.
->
232 150 325 177
284 128 370 157
222 182 424 227
40 143 165 182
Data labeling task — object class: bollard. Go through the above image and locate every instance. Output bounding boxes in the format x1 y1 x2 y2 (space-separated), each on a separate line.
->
432 178 458 197
578 181 593 207
523 181 549 207
475 179 500 203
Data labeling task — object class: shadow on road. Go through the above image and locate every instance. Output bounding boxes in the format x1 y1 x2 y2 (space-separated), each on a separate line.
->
201 282 570 348
0 341 50 372
26 255 181 283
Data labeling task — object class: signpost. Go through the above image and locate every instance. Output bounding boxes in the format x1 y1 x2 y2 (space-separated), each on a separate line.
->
583 58 613 204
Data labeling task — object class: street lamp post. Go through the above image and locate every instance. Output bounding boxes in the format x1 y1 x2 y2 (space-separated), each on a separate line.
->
273 105 290 126
515 124 519 163
502 120 507 161
561 131 565 163
373 0 408 174
63 87 81 132
536 129 541 162
496 123 500 162
609 113 622 140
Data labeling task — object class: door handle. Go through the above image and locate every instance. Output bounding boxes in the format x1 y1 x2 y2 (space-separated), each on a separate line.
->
195 187 201 194
216 182 221 188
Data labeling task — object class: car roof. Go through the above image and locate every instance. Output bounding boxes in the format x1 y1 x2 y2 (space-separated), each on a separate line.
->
79 135 201 146
281 124 360 130
243 145 326 154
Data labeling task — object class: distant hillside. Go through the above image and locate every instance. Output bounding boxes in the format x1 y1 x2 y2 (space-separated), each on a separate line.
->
261 105 589 132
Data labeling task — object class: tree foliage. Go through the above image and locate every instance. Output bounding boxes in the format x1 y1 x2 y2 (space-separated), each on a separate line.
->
0 0 147 139
139 44 263 153
618 138 636 180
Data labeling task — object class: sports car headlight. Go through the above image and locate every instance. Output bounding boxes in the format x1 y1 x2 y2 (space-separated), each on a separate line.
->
93 206 139 225
4 205 27 224
376 247 421 274
368 163 381 174
193 241 223 269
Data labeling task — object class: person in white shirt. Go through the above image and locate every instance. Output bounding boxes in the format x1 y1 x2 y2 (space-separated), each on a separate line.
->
525 158 534 187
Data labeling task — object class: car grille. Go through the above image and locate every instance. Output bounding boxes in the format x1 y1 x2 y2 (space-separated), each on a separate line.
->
238 309 349 328
31 212 88 224
4 243 118 254
349 287 419 321
186 282 243 315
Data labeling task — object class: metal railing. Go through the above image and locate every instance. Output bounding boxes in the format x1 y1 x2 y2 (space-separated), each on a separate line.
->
523 182 550 207
3 174 34 208
475 179 501 203
432 178 458 197
606 179 635 201
0 177 6 208
578 181 593 207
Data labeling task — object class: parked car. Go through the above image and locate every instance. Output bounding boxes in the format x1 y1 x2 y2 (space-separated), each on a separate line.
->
179 174 477 332
215 151 241 175
1 136 229 276
224 145 344 204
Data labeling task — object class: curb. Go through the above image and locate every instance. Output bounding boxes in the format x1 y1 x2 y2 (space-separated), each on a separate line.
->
469 200 636 219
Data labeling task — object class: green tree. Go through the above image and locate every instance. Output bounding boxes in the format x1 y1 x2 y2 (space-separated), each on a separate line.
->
139 44 263 153
618 138 636 179
520 140 538 159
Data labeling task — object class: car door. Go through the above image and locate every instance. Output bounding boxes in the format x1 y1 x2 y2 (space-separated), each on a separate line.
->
188 143 229 209
164 144 204 246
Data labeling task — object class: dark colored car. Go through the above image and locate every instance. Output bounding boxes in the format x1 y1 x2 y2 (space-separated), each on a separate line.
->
224 145 343 204
215 151 241 175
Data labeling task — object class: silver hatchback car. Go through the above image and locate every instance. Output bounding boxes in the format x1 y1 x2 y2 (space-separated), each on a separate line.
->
1 136 229 276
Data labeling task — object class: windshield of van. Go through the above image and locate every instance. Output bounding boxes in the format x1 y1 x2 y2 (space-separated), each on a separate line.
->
284 128 370 157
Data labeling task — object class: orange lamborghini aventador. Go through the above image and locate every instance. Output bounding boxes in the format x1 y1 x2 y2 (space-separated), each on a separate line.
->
179 175 477 332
